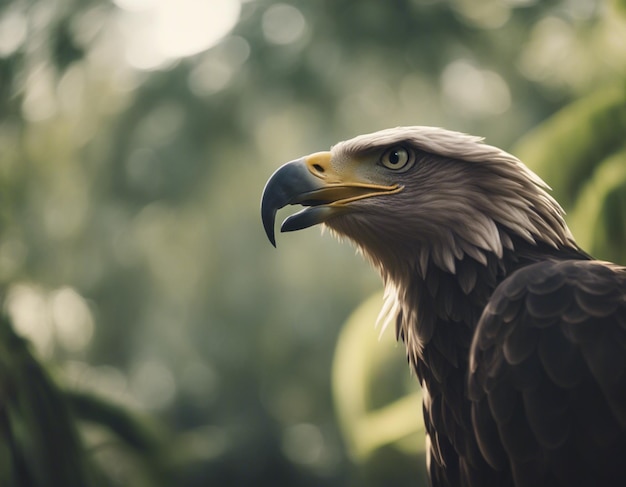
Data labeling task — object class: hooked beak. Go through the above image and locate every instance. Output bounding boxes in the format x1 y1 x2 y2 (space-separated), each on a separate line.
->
260 152 401 246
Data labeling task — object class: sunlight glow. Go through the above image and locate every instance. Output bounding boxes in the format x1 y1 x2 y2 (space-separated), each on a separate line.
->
114 0 241 70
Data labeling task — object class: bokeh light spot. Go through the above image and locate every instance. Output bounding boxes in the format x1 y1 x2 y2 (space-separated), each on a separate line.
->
441 60 511 117
282 423 325 466
22 64 58 122
155 0 241 59
452 0 511 29
188 36 250 96
130 359 177 409
0 6 28 57
115 0 241 70
6 284 53 357
50 287 95 353
262 4 307 45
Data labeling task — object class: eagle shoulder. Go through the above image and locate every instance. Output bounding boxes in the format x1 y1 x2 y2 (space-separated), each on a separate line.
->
468 259 626 487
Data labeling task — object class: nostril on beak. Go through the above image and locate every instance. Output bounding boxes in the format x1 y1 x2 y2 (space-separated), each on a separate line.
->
312 164 325 174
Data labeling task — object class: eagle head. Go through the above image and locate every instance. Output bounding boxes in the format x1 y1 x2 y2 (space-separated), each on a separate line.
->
261 126 574 280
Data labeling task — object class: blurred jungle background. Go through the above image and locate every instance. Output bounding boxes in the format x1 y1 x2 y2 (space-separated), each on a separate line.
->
1 0 626 486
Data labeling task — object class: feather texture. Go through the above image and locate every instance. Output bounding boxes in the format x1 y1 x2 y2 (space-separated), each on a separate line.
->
469 260 626 486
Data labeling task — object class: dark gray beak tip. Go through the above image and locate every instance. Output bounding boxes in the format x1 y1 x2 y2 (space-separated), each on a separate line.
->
261 157 327 247
260 159 306 247
261 189 278 247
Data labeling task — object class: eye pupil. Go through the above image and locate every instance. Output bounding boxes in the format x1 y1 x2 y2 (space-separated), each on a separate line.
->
381 146 412 170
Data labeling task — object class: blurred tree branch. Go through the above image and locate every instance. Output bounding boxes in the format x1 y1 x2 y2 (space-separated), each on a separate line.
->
0 313 176 487
0 313 99 487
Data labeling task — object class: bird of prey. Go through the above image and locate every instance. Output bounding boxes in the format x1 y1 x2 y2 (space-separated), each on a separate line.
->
261 126 626 487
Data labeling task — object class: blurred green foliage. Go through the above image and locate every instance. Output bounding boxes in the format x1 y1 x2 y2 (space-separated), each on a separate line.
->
0 314 97 487
514 85 626 263
0 0 625 486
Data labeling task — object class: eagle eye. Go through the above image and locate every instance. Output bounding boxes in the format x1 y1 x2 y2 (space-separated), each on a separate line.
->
380 146 414 171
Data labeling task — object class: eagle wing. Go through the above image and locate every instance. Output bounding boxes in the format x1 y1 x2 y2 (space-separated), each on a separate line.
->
468 259 626 487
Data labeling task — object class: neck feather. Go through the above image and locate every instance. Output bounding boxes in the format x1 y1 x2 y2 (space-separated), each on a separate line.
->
376 232 588 367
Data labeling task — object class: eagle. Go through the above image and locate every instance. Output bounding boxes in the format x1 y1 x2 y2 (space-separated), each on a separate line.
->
260 126 626 487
